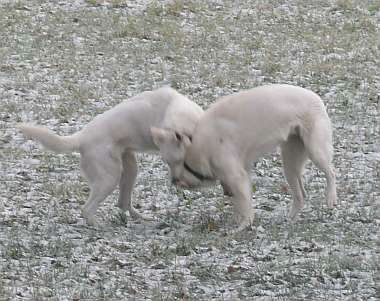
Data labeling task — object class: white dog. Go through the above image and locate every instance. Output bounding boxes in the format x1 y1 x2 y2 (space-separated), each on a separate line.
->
18 87 203 225
152 84 337 231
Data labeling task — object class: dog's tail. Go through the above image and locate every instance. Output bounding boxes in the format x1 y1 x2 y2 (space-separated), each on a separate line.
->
17 124 80 153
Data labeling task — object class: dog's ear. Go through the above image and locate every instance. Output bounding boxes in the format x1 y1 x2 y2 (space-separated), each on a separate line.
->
151 127 170 147
177 133 192 143
174 131 192 147
182 134 192 147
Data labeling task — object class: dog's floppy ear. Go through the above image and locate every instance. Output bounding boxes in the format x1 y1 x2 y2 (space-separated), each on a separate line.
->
174 131 182 142
174 131 192 147
151 127 170 147
182 134 192 147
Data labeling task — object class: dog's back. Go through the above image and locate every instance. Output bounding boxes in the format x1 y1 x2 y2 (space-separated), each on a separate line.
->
207 84 326 121
76 87 201 152
193 84 331 163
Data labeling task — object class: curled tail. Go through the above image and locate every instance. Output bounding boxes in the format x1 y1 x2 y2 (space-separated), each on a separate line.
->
17 124 80 153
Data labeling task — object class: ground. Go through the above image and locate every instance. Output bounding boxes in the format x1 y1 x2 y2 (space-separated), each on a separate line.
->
0 0 379 300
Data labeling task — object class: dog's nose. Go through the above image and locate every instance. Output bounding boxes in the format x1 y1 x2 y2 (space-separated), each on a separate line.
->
172 178 188 187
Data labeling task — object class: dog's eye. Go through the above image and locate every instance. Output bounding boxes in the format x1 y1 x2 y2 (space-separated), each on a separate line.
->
175 132 182 141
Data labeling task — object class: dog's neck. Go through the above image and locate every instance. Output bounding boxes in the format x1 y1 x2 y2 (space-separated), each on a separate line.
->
183 161 214 182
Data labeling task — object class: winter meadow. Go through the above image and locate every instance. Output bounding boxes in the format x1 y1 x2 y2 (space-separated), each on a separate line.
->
0 0 379 300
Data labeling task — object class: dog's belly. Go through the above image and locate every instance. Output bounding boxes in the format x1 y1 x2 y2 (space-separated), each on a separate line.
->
241 125 293 164
245 138 283 163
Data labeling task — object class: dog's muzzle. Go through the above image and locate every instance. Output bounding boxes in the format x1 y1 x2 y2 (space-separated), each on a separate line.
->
171 177 188 187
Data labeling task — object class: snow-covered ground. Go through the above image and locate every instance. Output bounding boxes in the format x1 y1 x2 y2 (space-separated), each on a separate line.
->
1 0 379 300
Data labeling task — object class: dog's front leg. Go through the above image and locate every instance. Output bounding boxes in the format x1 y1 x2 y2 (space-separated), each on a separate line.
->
216 161 254 232
231 171 254 232
118 151 152 221
221 182 233 197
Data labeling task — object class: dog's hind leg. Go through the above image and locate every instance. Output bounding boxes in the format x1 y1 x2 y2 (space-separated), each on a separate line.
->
281 134 308 220
118 151 137 212
81 150 122 225
118 151 152 220
303 120 337 209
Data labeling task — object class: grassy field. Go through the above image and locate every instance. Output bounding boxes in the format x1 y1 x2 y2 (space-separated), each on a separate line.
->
0 0 379 300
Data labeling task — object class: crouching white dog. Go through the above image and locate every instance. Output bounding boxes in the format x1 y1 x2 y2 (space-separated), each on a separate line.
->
152 84 337 231
18 87 203 226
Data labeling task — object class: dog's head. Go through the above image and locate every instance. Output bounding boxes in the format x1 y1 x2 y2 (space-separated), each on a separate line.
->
151 127 191 184
151 127 214 187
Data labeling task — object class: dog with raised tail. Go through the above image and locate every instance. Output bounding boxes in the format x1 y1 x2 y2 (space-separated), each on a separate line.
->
151 84 337 231
18 87 203 226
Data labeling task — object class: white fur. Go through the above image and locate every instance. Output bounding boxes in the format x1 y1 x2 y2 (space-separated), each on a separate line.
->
152 84 337 231
18 87 203 225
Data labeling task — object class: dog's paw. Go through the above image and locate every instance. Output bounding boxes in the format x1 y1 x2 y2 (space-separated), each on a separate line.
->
288 214 299 224
136 213 155 222
77 217 104 231
288 205 302 221
327 195 337 208
128 208 154 222
229 216 255 234
81 212 99 227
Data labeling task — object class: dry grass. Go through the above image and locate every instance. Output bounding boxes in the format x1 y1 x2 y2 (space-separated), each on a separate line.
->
0 0 379 300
